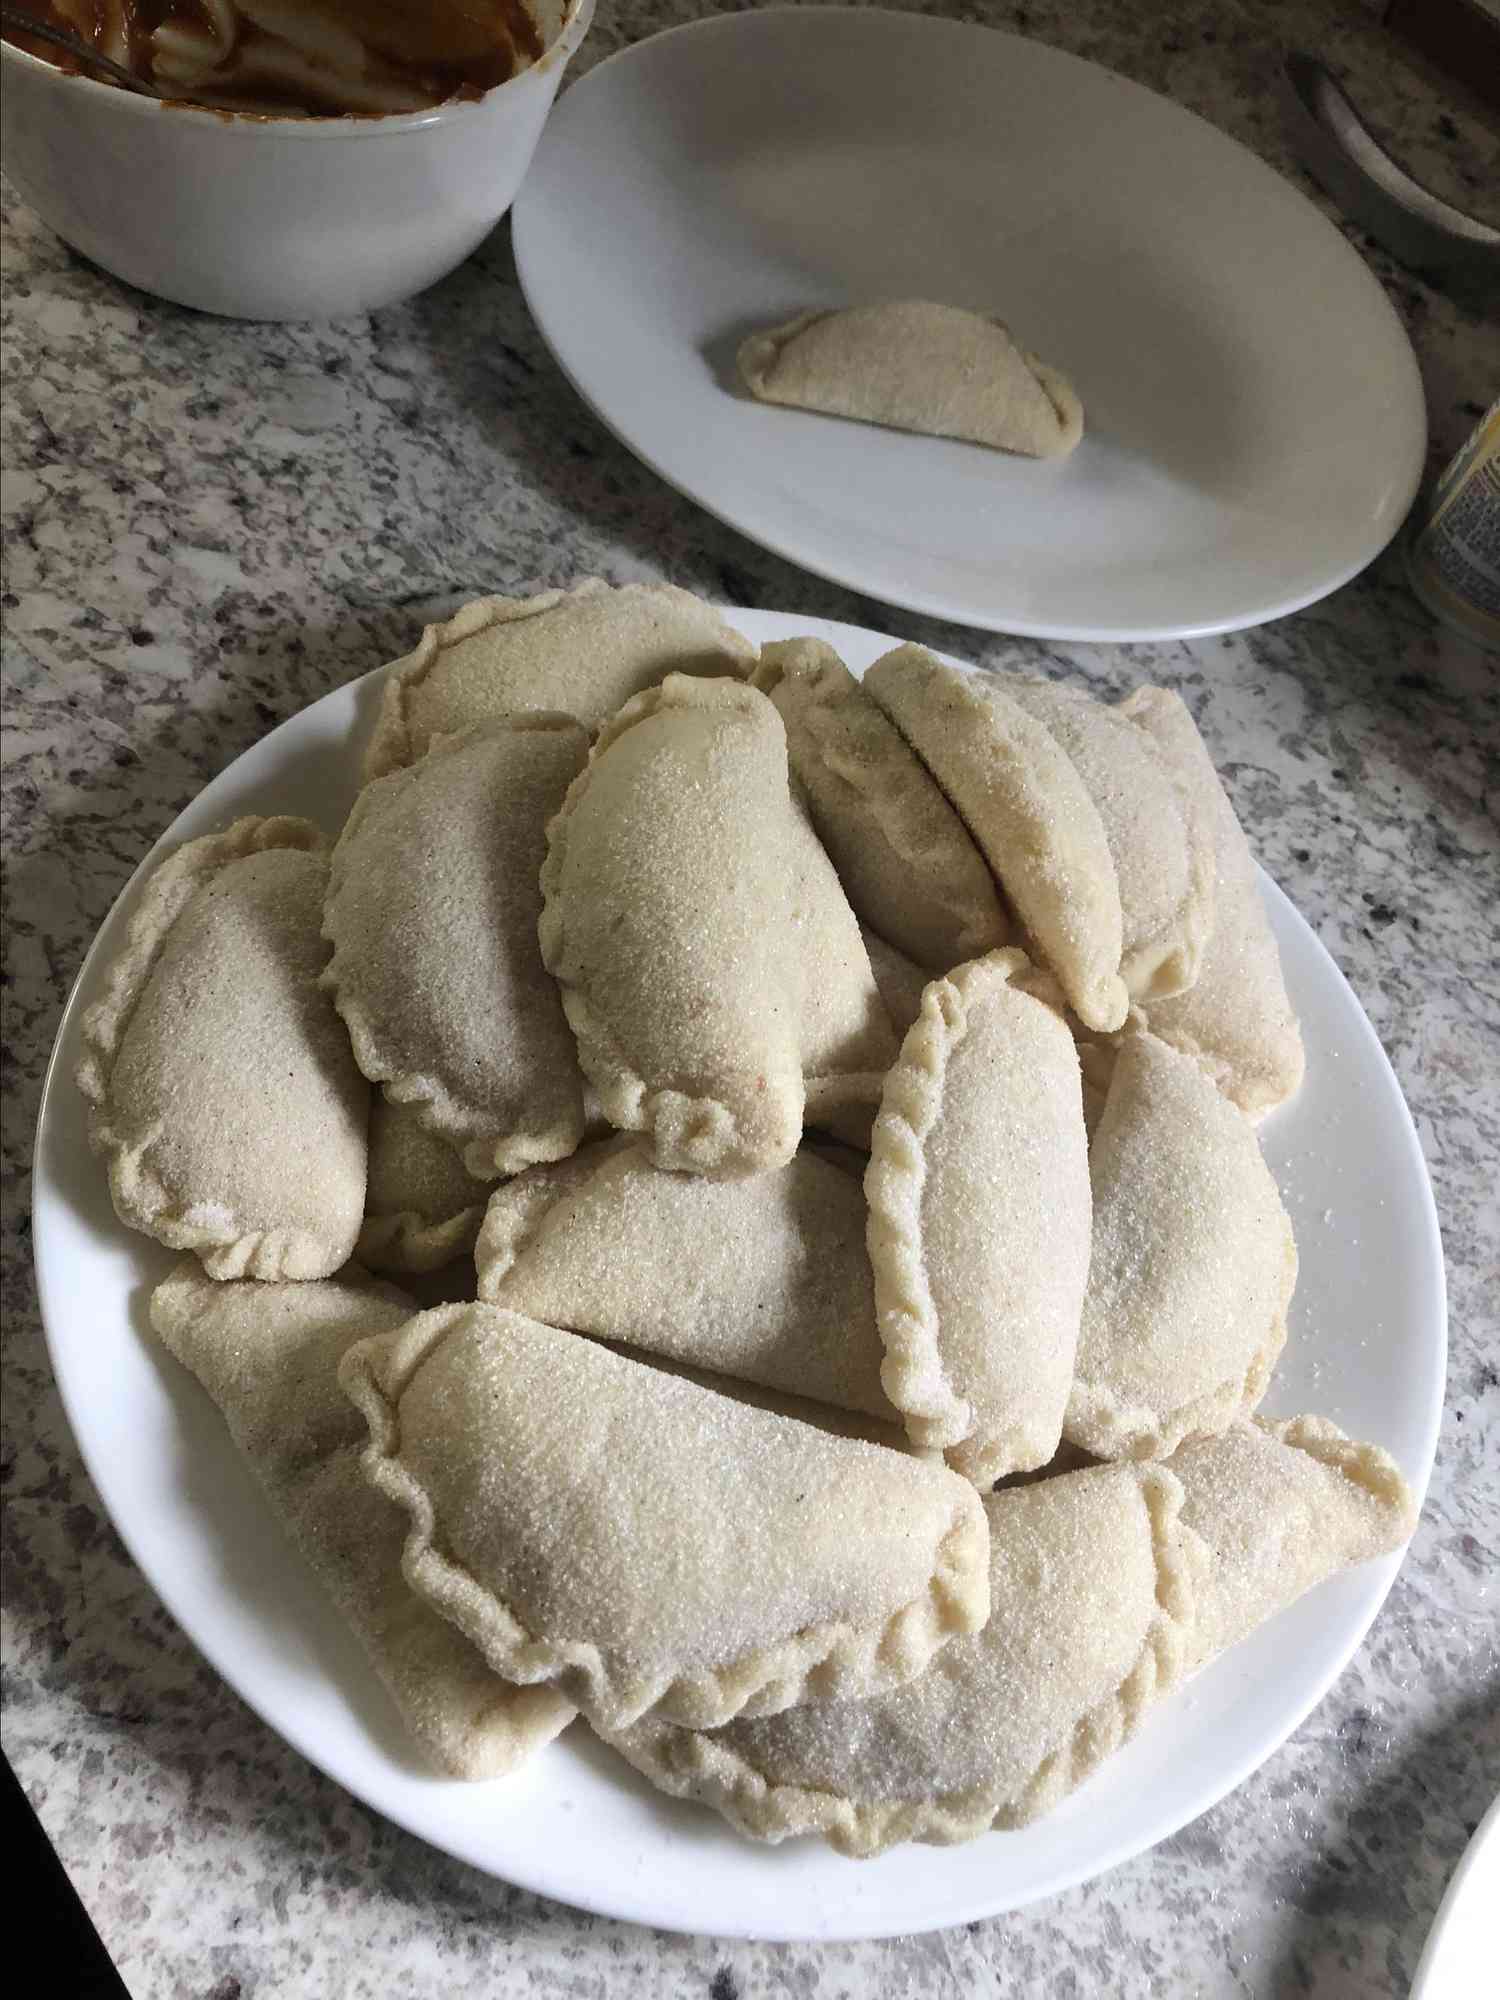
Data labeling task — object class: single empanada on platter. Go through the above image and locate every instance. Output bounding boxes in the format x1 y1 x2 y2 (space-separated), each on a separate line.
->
323 716 589 1179
864 647 1129 1032
356 1096 496 1275
752 638 1008 971
150 1261 576 1779
599 1461 1195 1856
76 817 368 1281
1121 687 1304 1120
475 1140 894 1422
867 950 1092 1485
363 578 756 780
1002 677 1215 1002
539 675 891 1179
339 1304 991 1733
1065 1031 1298 1463
737 302 1084 461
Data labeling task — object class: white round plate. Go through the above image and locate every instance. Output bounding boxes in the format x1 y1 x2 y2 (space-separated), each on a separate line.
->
34 612 1444 1941
513 9 1426 642
1410 1793 1500 2000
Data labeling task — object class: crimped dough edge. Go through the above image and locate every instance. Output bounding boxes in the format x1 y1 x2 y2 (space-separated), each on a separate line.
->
323 715 589 1180
75 814 348 1280
1255 1413 1418 1528
599 1463 1197 1856
538 675 804 1179
355 1201 486 1277
339 1310 991 1734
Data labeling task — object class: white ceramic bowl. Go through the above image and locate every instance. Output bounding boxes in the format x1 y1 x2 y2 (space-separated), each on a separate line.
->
0 0 593 320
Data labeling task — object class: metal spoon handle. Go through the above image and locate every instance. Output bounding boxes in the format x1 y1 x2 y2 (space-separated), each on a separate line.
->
0 7 161 96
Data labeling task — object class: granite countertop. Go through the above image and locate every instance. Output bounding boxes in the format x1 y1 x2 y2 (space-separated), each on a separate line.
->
3 1 1497 1994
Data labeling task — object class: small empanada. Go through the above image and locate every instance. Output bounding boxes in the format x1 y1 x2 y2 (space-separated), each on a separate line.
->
1121 687 1304 1119
1168 1415 1417 1668
364 578 756 780
323 716 589 1178
866 950 1092 1483
752 638 1007 970
738 302 1084 460
339 1304 991 1732
150 1260 576 1778
1003 677 1215 1001
1066 1031 1297 1462
540 676 889 1178
76 817 368 1281
600 1461 1194 1855
864 647 1129 1031
356 1096 495 1275
476 1141 892 1421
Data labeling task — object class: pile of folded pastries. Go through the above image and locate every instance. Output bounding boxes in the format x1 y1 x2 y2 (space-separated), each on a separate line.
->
76 578 1416 1858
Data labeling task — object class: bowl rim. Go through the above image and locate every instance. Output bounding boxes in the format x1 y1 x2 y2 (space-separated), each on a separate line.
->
0 0 594 138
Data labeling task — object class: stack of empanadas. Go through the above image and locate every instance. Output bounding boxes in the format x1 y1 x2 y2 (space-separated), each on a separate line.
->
77 577 1413 1857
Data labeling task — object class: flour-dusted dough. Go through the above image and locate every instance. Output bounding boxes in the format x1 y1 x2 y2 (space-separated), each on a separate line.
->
738 302 1084 460
1121 688 1304 1119
363 579 756 780
76 817 368 1281
861 926 931 1042
866 950 1092 1484
753 638 1007 970
601 1461 1195 1854
356 1096 495 1275
1167 1416 1417 1669
150 1261 575 1778
1066 1032 1297 1462
864 647 1128 1032
339 1305 991 1732
476 1141 893 1421
324 717 589 1179
1003 677 1215 1001
540 676 889 1178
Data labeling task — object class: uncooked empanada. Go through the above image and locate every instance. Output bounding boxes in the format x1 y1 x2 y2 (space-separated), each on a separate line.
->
1168 1415 1417 1668
1121 687 1304 1119
866 950 1092 1483
1003 677 1215 1001
150 1260 575 1778
861 926 930 1042
540 676 889 1178
752 638 1007 970
1066 1031 1298 1462
356 1096 495 1275
364 579 756 780
864 647 1128 1031
601 1461 1194 1854
476 1141 893 1420
339 1304 990 1731
324 717 588 1178
76 817 368 1281
738 302 1084 460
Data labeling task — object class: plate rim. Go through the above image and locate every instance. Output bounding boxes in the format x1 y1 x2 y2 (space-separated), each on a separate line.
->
514 6 1427 643
30 609 1447 1939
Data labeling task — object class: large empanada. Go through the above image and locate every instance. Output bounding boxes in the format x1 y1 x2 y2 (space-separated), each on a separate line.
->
1002 677 1215 1001
323 716 589 1178
738 302 1084 460
1066 1031 1297 1462
356 1096 495 1275
150 1261 575 1778
1169 1416 1417 1669
866 950 1092 1484
76 817 368 1281
752 638 1007 970
364 578 756 780
475 1141 892 1421
1121 687 1304 1119
539 675 889 1178
339 1304 990 1732
864 647 1129 1031
600 1461 1195 1855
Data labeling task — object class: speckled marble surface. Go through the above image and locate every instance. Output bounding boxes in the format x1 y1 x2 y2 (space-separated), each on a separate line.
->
3 1 1498 1995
